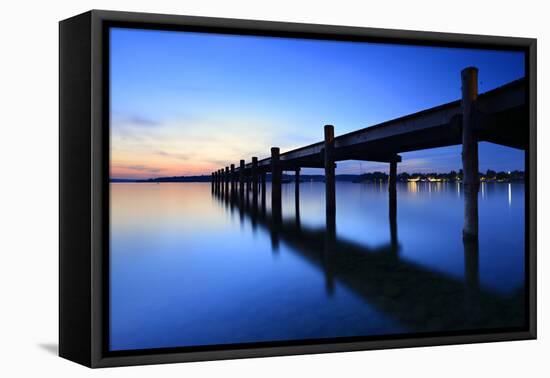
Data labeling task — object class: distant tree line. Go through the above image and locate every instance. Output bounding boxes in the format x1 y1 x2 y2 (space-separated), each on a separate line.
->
353 169 525 183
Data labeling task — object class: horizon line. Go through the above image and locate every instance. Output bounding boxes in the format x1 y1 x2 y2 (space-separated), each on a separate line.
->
111 168 525 182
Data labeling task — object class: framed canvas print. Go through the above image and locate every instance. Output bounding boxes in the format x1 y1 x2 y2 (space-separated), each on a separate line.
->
59 10 536 368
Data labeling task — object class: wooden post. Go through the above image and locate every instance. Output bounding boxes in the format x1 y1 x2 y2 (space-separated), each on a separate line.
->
295 167 300 220
261 171 267 216
388 159 398 253
461 67 479 239
251 160 258 225
239 159 245 200
270 150 282 254
324 125 336 219
229 168 235 212
218 169 223 195
230 164 235 195
245 174 250 206
271 147 282 220
389 160 397 219
225 166 229 196
252 157 258 206
245 168 250 193
211 172 215 192
261 171 266 193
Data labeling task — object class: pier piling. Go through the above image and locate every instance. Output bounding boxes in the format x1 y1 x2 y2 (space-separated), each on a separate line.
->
271 147 282 221
461 67 479 239
239 160 245 199
295 168 300 218
324 125 336 220
389 159 397 219
230 164 235 195
224 167 230 197
252 157 259 206
261 171 266 196
261 171 267 215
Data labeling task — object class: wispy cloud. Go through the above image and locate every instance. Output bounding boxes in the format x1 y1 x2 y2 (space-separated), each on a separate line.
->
112 164 161 173
154 150 192 161
127 115 161 127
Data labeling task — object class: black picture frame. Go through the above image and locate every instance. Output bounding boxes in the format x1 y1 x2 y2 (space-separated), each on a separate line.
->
59 9 537 368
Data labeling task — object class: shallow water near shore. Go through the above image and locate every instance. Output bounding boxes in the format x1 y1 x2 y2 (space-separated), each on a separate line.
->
109 181 525 351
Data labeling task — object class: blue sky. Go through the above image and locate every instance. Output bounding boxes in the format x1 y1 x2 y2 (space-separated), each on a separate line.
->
110 27 525 179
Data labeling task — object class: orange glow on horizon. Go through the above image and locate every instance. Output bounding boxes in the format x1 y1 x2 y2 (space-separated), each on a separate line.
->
111 160 220 179
110 115 284 179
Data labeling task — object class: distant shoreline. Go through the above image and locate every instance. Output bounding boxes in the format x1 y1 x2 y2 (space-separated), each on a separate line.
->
111 171 525 184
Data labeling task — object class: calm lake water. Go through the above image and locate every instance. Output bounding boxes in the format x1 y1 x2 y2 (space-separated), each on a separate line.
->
110 181 525 351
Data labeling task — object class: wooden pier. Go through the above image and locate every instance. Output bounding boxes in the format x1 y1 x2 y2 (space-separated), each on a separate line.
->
212 68 527 238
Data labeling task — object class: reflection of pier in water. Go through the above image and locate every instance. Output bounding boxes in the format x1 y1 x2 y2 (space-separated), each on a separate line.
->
213 186 524 333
